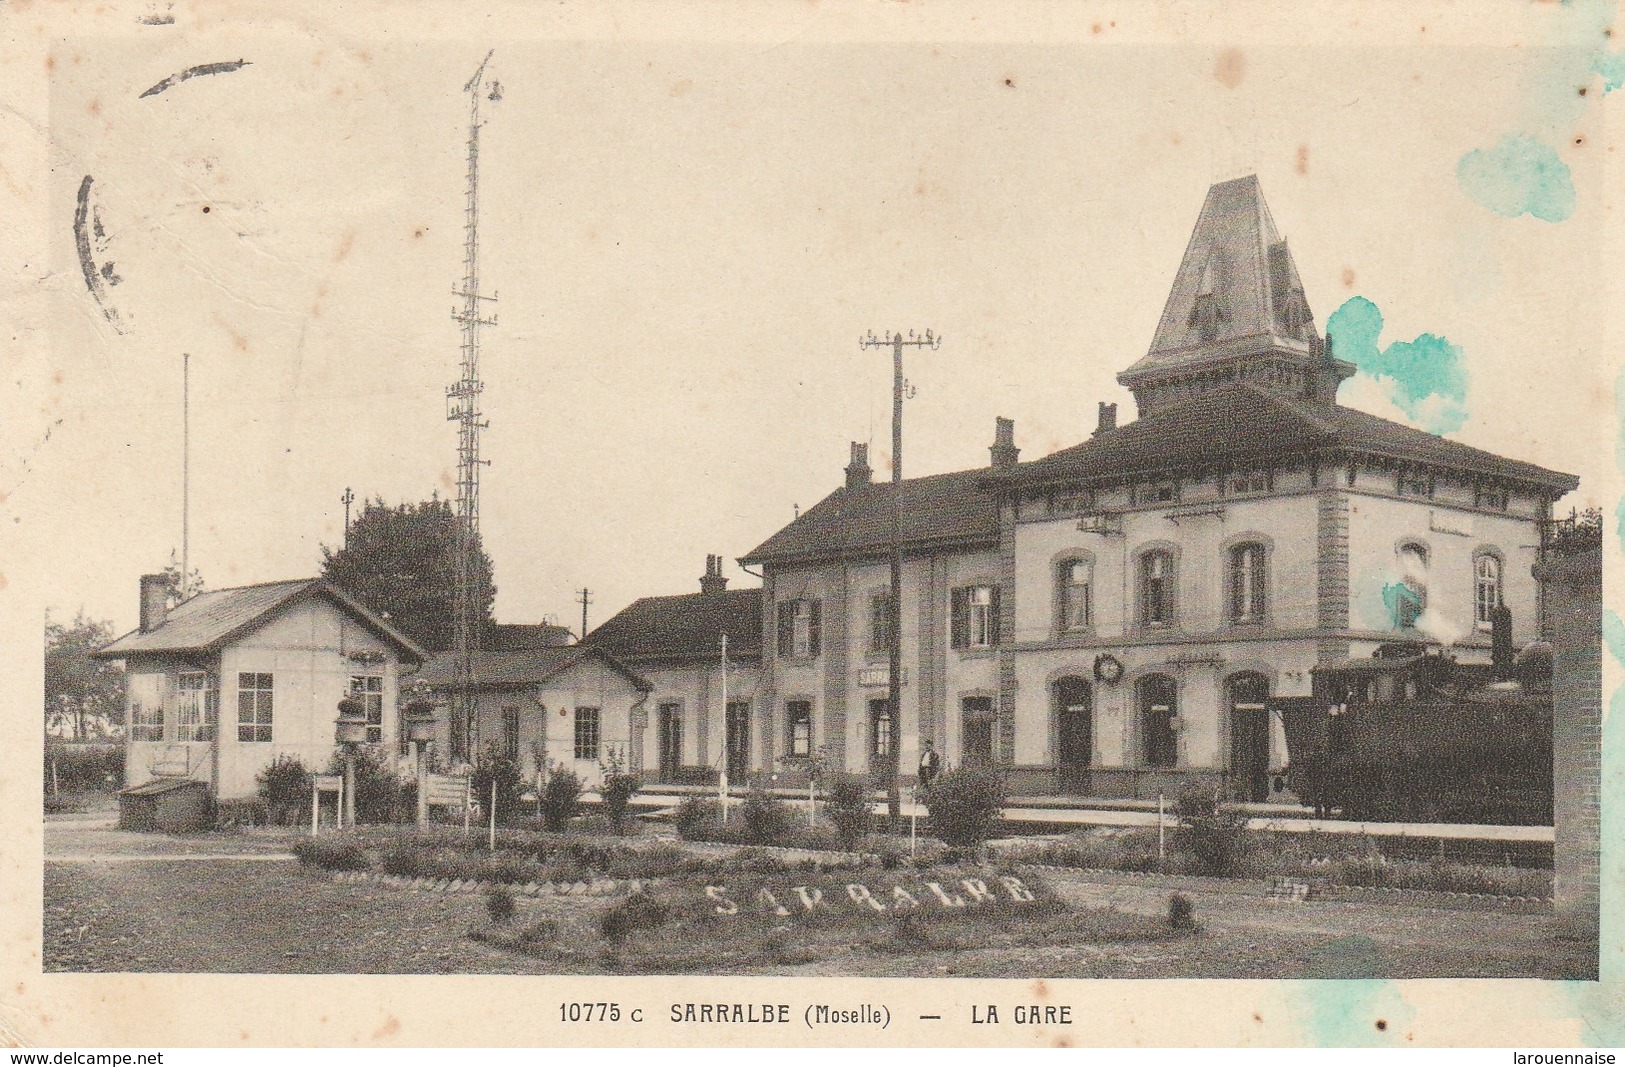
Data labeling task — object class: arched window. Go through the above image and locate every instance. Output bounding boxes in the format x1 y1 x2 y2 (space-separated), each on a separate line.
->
1139 550 1176 628
1057 559 1093 631
1474 554 1502 630
1138 674 1178 768
1228 542 1267 623
1393 542 1429 629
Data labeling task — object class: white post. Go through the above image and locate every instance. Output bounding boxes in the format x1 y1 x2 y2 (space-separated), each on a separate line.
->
489 778 497 851
808 776 816 829
719 632 730 820
51 759 60 797
463 776 471 836
910 785 918 858
415 741 428 828
719 769 729 823
310 778 319 837
1157 793 1166 863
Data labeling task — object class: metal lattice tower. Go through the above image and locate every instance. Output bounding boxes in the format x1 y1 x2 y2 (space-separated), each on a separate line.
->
446 50 500 761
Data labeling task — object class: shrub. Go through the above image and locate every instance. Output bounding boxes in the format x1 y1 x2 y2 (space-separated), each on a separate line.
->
673 796 720 841
739 788 793 845
292 835 367 871
44 744 124 793
924 767 1007 851
599 891 669 946
324 747 411 824
472 749 525 826
826 773 873 848
1172 790 1249 877
485 885 517 923
540 768 583 831
599 749 642 835
1167 893 1196 931
215 798 271 829
257 754 313 825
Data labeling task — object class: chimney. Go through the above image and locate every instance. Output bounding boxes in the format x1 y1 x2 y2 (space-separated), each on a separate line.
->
989 417 1019 469
139 573 169 633
1095 402 1118 435
844 442 872 489
700 553 729 597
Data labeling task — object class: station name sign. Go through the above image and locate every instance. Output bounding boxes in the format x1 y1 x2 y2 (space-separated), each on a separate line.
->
704 875 1037 917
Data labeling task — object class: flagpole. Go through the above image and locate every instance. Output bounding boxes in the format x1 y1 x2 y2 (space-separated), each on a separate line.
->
718 632 730 821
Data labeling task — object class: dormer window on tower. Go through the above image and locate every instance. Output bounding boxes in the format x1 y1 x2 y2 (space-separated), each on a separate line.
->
1187 250 1228 342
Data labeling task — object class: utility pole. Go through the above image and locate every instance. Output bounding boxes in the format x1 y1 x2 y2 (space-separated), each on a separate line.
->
181 352 190 603
859 329 941 825
578 587 592 642
340 487 355 550
446 50 501 762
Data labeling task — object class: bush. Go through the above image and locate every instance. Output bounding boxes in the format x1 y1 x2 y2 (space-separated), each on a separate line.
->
292 835 367 871
924 767 1007 851
44 744 124 793
740 788 793 845
599 753 642 836
215 798 271 829
1167 893 1196 931
674 796 720 841
599 891 669 946
324 747 413 824
472 749 525 826
1172 790 1249 877
257 754 313 825
485 886 517 923
540 768 583 831
826 774 873 848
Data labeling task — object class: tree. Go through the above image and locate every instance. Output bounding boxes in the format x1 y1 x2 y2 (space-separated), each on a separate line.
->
160 548 205 607
319 495 495 652
44 610 126 740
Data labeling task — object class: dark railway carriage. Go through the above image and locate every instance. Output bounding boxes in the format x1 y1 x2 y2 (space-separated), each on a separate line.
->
1272 643 1553 826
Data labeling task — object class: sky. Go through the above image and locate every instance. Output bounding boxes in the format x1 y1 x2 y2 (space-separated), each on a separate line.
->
22 10 1616 639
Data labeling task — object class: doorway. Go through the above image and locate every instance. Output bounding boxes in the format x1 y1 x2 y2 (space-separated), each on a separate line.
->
1053 676 1092 794
657 703 682 782
961 696 994 768
724 700 751 783
1228 673 1271 802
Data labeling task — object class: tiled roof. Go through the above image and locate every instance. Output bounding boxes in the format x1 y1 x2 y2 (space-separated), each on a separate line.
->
739 469 999 565
1007 384 1577 492
586 587 763 664
94 579 427 662
412 646 650 691
491 623 575 651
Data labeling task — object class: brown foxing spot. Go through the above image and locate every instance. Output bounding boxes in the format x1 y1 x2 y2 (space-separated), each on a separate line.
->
1296 145 1309 175
1214 49 1245 89
1341 268 1356 288
1376 1020 1388 1031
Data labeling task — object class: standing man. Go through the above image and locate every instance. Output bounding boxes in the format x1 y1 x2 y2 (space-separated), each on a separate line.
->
917 738 941 792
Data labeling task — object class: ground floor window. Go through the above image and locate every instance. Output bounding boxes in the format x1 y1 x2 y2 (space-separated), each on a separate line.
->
1053 676 1092 768
869 699 894 764
176 671 218 742
786 700 813 758
1138 674 1177 768
237 672 274 743
1227 672 1271 802
574 707 600 761
350 674 384 743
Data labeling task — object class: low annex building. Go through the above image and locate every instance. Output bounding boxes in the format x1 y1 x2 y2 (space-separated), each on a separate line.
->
732 174 1577 800
93 576 426 801
586 555 764 784
411 644 651 788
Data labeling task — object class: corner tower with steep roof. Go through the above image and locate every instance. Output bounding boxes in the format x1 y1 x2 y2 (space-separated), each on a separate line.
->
1119 174 1355 417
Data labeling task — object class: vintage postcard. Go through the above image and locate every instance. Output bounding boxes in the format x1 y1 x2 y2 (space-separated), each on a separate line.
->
3 0 1620 1050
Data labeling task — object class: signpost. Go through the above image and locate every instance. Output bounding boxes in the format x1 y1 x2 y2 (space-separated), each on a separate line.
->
311 775 344 835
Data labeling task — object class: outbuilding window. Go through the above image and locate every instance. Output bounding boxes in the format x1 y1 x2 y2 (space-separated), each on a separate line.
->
350 674 384 743
1474 554 1503 630
786 700 813 758
236 672 274 743
176 671 217 742
573 707 601 761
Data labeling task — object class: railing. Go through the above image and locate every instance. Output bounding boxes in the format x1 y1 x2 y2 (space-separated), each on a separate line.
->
1537 507 1601 560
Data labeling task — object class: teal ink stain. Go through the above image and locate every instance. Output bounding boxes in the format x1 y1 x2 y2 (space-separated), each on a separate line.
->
1327 296 1469 435
1289 970 1416 1047
1604 609 1625 668
1614 496 1625 554
1380 582 1422 628
1457 134 1577 223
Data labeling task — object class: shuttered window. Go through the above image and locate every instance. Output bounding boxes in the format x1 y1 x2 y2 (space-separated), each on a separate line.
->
950 585 1000 649
776 599 821 658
